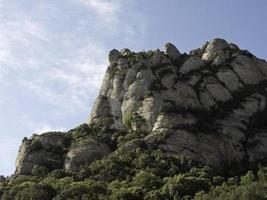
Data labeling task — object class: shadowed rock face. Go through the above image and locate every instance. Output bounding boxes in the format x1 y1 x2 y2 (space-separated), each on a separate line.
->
15 132 70 175
64 136 111 172
15 127 111 175
15 38 267 175
89 38 267 172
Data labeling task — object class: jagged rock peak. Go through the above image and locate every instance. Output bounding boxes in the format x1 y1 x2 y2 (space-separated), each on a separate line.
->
164 42 181 59
88 38 267 171
14 38 267 176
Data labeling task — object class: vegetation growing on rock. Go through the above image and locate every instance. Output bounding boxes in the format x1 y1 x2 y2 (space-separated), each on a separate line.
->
2 39 267 199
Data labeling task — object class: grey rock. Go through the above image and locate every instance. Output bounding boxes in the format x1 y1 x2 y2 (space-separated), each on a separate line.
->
201 77 232 102
256 58 267 77
150 52 162 66
120 48 131 56
186 74 201 86
164 42 181 59
216 68 243 92
159 129 245 171
231 55 265 85
137 97 164 132
108 49 120 64
199 90 216 110
16 39 267 176
164 81 201 109
202 38 231 65
15 132 69 175
206 82 232 102
89 95 111 125
64 137 111 172
229 43 240 51
161 73 176 89
248 132 267 163
179 56 204 73
117 58 128 70
152 113 196 131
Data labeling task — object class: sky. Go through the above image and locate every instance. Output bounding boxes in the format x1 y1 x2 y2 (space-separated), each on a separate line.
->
0 0 266 176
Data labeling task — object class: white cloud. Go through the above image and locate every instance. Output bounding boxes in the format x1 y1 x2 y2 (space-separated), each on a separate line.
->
0 0 147 176
78 0 121 27
0 0 147 126
33 124 65 134
18 40 107 113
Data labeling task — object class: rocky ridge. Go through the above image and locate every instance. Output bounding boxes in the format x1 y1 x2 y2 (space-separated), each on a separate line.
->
15 38 267 176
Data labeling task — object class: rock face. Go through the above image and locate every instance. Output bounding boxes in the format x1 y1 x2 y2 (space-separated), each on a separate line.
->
15 38 267 175
164 42 181 59
64 136 111 172
15 132 70 175
88 38 267 172
0 176 5 182
15 125 111 175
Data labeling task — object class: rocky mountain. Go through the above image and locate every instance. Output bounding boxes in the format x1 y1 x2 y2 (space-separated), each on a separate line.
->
15 38 267 175
2 38 267 200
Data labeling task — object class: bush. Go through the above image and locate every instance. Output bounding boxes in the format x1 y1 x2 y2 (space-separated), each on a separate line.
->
15 184 56 200
123 112 134 129
2 183 56 200
32 165 50 177
30 139 42 151
131 170 162 190
162 174 210 198
53 180 107 200
110 186 143 200
240 171 255 185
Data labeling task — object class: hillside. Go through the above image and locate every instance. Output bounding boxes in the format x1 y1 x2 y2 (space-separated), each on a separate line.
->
1 38 267 200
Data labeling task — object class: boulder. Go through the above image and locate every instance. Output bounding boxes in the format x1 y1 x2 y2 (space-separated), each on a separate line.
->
202 38 231 65
164 42 181 59
165 81 201 108
120 48 131 56
179 56 204 73
199 90 216 110
64 137 111 172
108 49 120 64
159 129 245 171
15 132 69 175
161 73 176 89
117 58 128 70
231 55 265 85
216 68 243 92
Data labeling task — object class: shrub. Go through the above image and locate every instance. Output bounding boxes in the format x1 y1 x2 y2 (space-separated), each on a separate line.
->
32 165 50 177
162 174 210 198
53 180 107 200
110 186 143 200
123 112 134 129
131 170 162 190
14 184 56 200
30 139 42 151
240 171 255 185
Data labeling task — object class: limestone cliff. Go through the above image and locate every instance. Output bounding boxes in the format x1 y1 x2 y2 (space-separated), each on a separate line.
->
15 38 267 175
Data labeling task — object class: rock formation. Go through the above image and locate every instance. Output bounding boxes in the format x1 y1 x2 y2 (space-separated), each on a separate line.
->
14 38 267 175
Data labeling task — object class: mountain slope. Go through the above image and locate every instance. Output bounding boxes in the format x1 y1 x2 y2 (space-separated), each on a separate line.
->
1 38 267 200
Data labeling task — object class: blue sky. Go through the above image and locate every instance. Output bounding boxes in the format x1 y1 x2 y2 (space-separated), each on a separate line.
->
0 0 266 176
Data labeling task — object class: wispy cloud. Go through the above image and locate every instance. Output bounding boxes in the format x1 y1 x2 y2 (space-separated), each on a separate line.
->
79 0 121 27
33 124 65 134
0 0 147 175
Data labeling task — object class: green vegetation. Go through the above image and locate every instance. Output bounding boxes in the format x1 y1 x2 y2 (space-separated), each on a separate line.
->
2 114 267 200
2 132 267 200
